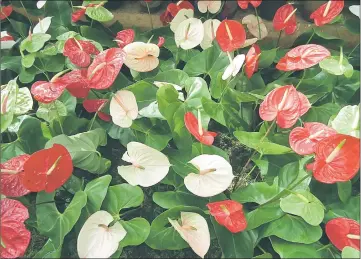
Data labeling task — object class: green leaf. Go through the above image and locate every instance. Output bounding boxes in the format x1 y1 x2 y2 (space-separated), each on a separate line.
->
36 191 87 247
1 79 17 133
246 202 285 230
153 191 208 210
270 237 322 258
33 239 62 258
1 140 25 162
58 89 77 113
152 69 189 86
231 181 279 205
325 196 360 222
337 181 352 203
102 184 144 215
345 18 360 34
145 206 206 250
342 246 360 258
119 218 150 247
35 55 65 72
184 77 211 108
234 131 292 155
22 53 36 68
259 48 278 68
80 26 116 47
45 1 72 38
20 33 51 53
1 56 22 74
86 6 114 22
41 44 59 56
63 175 83 194
14 87 33 115
36 100 67 122
50 114 89 136
18 116 49 153
157 85 192 150
127 81 158 110
45 128 111 174
280 190 324 226
261 214 322 244
302 103 341 125
319 56 353 78
76 175 112 231
278 159 311 191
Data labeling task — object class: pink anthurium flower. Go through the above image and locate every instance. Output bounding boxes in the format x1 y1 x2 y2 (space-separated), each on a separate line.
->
115 29 135 49
200 19 221 50
242 14 268 39
273 4 298 35
110 90 138 128
197 1 222 14
123 42 160 72
175 18 204 50
63 38 99 68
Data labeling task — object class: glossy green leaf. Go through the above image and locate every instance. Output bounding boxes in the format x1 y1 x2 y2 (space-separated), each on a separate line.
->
231 181 280 205
45 128 111 174
337 181 352 203
36 100 67 122
320 56 353 78
270 237 321 258
342 246 360 258
153 191 208 210
18 116 50 153
86 6 114 22
119 218 150 247
80 26 116 47
1 56 22 74
22 53 36 68
280 190 324 226
33 239 62 258
45 1 72 38
246 202 285 230
127 81 158 110
103 184 144 215
302 103 340 125
234 131 292 155
36 191 87 247
261 214 322 244
259 48 278 68
324 196 360 222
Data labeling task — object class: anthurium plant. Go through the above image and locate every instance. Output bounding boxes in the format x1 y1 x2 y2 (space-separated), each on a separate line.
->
1 0 360 258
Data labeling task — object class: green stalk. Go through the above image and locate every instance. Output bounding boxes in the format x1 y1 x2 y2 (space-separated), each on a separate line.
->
276 31 282 48
295 70 306 89
20 1 33 26
254 7 262 39
306 30 315 44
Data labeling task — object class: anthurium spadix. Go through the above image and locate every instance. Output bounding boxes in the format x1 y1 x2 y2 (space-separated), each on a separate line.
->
77 211 127 258
222 53 245 80
200 19 221 50
118 142 171 187
168 212 210 258
123 42 160 72
197 1 222 14
184 155 234 197
175 18 204 50
170 9 194 32
110 90 138 128
330 105 360 138
33 17 52 34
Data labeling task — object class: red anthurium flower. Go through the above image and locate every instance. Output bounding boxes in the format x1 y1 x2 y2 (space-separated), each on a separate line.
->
22 144 73 193
115 29 135 49
216 20 246 52
245 44 261 79
87 48 126 90
237 0 262 9
0 5 13 20
63 38 99 68
273 4 297 35
276 44 330 71
1 32 14 42
310 0 344 27
31 79 67 104
160 10 173 25
325 218 360 251
83 99 111 122
184 111 217 146
60 69 90 98
157 36 165 48
167 0 194 17
72 8 86 23
207 200 247 233
313 134 360 184
306 162 315 172
289 122 337 155
0 198 31 258
259 85 311 129
0 155 31 197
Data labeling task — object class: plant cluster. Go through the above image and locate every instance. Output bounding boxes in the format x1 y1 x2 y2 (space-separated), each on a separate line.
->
0 0 360 258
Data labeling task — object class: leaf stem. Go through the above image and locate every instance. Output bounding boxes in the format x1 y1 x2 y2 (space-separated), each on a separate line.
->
347 43 360 58
56 109 64 134
20 1 33 26
254 7 262 39
316 243 333 252
295 70 306 89
306 30 315 44
276 31 282 48
88 111 98 131
146 2 154 30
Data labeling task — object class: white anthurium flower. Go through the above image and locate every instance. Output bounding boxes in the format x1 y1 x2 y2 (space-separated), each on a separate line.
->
138 101 164 119
110 90 138 128
242 14 268 39
330 105 360 138
77 211 127 259
184 154 234 197
175 18 204 50
168 212 210 258
37 0 47 9
200 19 221 50
33 17 52 34
118 142 171 187
170 9 194 32
197 1 222 14
153 81 185 101
1 31 16 50
222 53 245 80
240 37 258 48
349 5 360 18
123 42 160 72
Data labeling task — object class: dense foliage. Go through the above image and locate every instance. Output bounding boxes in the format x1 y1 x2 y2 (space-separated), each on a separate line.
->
0 0 360 258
